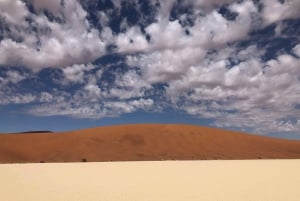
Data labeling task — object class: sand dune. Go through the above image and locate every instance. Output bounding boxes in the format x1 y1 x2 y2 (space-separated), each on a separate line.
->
0 124 300 163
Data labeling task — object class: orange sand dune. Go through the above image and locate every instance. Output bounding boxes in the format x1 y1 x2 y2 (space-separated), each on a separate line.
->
0 124 300 163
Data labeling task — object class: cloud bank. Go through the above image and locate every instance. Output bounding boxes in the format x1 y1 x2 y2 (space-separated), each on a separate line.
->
0 0 300 136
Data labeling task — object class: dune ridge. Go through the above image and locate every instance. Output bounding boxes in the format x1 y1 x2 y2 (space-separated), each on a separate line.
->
18 131 53 134
0 124 300 163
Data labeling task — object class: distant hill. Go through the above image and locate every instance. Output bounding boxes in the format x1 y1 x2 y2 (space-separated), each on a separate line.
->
0 124 300 163
18 131 53 134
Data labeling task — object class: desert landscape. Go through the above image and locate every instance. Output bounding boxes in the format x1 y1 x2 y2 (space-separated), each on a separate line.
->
1 0 300 200
0 160 300 201
1 124 300 163
1 124 300 201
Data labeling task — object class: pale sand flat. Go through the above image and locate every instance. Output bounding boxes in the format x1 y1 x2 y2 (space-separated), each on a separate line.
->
0 160 299 201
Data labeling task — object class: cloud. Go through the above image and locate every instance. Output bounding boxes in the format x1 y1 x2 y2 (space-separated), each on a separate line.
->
19 63 155 118
1 0 300 136
261 0 300 25
125 0 258 85
182 0 237 10
30 0 63 15
175 46 300 134
39 92 53 102
120 0 300 134
62 64 96 84
116 26 150 53
0 70 26 85
0 0 29 25
293 44 300 57
108 69 151 99
0 0 106 71
115 0 300 135
28 94 154 119
3 94 36 105
127 47 206 84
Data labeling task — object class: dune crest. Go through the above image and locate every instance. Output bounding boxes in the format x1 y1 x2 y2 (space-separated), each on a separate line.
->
0 124 300 163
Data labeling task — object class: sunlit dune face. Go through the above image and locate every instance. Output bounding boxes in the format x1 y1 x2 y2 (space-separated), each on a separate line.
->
0 124 300 163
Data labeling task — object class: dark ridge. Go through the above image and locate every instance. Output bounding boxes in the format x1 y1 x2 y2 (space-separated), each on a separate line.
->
18 131 53 134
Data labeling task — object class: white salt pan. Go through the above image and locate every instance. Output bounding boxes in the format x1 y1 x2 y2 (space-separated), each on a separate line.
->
0 160 299 201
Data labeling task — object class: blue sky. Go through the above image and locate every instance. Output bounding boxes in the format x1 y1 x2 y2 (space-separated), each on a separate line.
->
0 0 300 139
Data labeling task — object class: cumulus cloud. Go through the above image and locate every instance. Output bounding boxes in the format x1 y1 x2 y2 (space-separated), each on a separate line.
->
1 94 36 105
261 0 300 25
123 0 259 88
28 93 154 119
116 26 150 53
0 0 106 71
173 47 300 134
182 0 237 10
0 70 26 85
0 0 29 25
62 63 96 84
21 64 155 119
293 44 300 57
30 0 63 15
108 70 151 99
118 0 256 54
120 0 300 134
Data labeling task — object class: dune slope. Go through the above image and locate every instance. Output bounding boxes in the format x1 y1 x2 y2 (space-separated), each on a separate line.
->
0 124 300 163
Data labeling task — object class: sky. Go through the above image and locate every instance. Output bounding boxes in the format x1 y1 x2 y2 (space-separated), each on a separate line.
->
0 0 300 139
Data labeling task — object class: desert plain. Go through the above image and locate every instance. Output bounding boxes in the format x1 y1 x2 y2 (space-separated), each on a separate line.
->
0 160 300 201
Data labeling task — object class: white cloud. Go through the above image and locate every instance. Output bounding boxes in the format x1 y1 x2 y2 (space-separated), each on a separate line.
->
156 0 176 20
0 0 106 71
113 1 300 134
118 0 256 55
1 70 26 85
261 0 300 25
29 93 154 119
182 0 237 11
103 98 154 116
62 64 96 84
123 0 258 83
84 84 102 101
0 0 29 25
39 92 53 102
0 94 36 105
174 48 300 134
30 102 104 119
101 27 114 43
293 45 300 57
26 67 154 119
107 70 151 99
116 26 150 53
266 53 300 76
128 47 206 84
31 0 63 15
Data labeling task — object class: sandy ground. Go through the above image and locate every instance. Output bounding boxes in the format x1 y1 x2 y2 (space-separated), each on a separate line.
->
1 124 300 163
0 160 299 201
